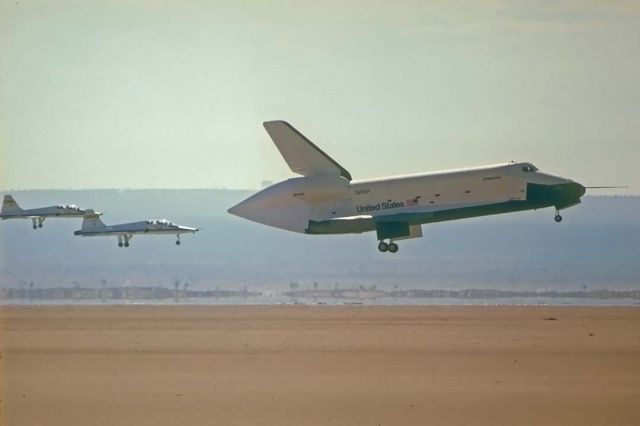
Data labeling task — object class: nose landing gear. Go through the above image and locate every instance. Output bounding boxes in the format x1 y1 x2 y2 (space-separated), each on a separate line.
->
554 208 563 223
378 241 399 253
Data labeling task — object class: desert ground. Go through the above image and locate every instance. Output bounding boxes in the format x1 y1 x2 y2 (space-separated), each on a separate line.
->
1 305 639 426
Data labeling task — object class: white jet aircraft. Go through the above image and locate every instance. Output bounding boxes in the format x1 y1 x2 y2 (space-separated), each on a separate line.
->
0 194 95 229
228 121 588 253
74 210 198 247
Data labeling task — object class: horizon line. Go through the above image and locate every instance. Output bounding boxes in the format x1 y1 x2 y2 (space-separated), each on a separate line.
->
0 188 638 197
0 186 259 192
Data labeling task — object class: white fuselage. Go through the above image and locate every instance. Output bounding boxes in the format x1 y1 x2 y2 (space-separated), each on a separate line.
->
74 217 198 247
0 206 86 220
75 221 197 237
229 162 580 234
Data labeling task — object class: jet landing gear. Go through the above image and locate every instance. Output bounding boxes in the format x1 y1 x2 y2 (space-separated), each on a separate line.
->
554 209 563 223
117 235 131 248
378 240 399 254
31 217 44 229
175 234 181 246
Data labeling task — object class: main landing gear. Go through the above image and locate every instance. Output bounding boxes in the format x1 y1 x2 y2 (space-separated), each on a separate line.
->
117 235 131 248
554 209 563 223
378 240 399 254
176 234 181 245
31 217 44 230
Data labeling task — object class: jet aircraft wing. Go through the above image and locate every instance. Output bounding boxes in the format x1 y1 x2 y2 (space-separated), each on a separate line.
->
263 121 352 181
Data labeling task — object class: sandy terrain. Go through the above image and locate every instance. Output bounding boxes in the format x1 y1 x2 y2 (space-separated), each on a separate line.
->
1 305 639 426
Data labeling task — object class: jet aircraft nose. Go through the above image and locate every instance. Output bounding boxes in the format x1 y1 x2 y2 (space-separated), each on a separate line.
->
179 226 198 233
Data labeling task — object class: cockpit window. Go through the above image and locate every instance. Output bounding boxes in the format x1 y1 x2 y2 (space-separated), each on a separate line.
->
149 219 172 226
521 165 537 173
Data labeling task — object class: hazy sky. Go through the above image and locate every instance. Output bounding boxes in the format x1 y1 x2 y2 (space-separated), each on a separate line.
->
1 1 639 192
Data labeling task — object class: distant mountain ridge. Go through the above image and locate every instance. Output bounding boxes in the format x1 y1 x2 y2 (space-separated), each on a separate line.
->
1 190 639 291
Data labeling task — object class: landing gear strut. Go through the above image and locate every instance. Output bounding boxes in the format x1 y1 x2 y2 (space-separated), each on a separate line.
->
117 235 130 248
554 209 563 223
31 217 45 229
378 240 399 254
176 234 181 246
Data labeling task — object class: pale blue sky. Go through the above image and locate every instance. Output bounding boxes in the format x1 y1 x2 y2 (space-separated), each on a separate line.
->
1 1 638 192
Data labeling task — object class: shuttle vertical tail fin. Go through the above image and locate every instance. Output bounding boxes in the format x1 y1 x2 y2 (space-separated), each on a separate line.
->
1 195 23 215
263 121 352 181
80 210 107 232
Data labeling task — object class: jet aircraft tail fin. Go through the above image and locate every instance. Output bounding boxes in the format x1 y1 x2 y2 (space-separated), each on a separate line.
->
80 209 107 231
263 121 352 181
1 195 23 215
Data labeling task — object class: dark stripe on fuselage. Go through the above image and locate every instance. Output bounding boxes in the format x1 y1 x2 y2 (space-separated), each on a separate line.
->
306 182 585 235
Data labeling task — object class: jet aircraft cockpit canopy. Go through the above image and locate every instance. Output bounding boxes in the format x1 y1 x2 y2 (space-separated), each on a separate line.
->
146 219 174 226
57 204 81 210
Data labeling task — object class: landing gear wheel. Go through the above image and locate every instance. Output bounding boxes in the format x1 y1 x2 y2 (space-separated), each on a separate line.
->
124 242 130 247
176 240 181 245
118 242 123 248
388 243 399 253
378 242 389 252
38 223 42 228
554 214 563 223
33 225 37 230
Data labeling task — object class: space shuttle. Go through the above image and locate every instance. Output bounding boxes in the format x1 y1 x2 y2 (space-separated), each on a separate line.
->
228 121 587 253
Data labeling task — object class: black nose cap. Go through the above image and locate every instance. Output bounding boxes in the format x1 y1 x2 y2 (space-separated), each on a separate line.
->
554 182 585 208
565 182 585 200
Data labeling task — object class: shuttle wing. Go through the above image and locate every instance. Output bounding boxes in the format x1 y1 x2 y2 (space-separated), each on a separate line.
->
263 121 352 181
